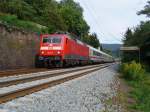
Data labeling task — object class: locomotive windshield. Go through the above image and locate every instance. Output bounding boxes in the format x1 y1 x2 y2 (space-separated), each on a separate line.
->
43 36 61 44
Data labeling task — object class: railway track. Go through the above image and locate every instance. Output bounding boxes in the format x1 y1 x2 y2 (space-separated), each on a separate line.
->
0 64 104 88
0 63 113 104
0 68 49 77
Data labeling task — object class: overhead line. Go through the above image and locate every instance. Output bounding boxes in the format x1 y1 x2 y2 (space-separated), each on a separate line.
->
87 0 122 43
80 0 111 42
81 0 122 43
88 0 122 42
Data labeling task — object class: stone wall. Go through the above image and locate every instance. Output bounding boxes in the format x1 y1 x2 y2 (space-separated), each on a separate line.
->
0 24 40 70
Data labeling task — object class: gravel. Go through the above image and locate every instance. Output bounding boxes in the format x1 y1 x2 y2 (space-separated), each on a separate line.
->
0 64 120 112
0 67 100 95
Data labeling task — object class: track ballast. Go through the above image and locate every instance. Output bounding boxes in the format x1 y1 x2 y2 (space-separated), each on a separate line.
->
0 63 114 104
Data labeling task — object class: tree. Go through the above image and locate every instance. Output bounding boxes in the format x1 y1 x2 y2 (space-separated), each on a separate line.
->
0 0 36 20
59 0 89 37
123 21 150 63
88 33 101 49
80 33 101 49
24 0 67 32
0 0 68 32
138 1 150 17
123 28 133 46
0 0 101 49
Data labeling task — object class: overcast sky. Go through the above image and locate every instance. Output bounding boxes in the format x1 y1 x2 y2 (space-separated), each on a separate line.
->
74 0 148 44
57 0 148 44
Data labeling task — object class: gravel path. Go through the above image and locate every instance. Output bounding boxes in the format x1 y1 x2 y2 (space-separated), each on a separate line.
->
0 64 120 112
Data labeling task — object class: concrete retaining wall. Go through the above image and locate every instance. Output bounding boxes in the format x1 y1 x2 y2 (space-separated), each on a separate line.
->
0 24 40 70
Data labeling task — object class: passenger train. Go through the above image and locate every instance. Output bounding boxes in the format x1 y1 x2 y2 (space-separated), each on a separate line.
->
35 32 114 68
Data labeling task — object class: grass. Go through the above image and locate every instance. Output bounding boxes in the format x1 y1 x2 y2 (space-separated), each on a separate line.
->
127 74 150 112
0 13 48 33
120 61 150 112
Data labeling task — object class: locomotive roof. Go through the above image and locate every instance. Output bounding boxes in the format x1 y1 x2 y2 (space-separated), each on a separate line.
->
88 45 113 58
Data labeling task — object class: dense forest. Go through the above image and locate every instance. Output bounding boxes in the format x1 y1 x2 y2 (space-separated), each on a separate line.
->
0 0 100 49
123 1 150 65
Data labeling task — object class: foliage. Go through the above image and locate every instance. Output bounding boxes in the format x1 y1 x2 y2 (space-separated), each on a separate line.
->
58 0 100 47
123 28 133 46
123 21 150 63
123 0 150 63
81 33 101 49
0 0 101 48
0 0 67 32
122 70 150 112
129 78 150 112
0 13 48 33
124 21 150 47
120 61 150 111
59 0 89 37
120 61 145 80
0 0 36 20
88 33 101 49
138 1 150 17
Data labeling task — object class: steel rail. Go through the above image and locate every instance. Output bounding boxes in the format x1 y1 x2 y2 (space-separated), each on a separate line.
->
0 68 49 77
0 64 106 88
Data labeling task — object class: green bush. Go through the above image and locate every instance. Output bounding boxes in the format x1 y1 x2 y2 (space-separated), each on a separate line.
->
121 61 145 80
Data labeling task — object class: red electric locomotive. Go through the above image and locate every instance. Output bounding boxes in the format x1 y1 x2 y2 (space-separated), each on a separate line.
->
35 32 89 67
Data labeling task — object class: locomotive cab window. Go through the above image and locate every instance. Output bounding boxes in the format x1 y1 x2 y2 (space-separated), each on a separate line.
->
43 38 49 43
53 38 61 43
43 36 61 44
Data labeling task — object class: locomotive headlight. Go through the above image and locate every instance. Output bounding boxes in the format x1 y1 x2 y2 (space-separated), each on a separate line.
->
57 51 61 54
41 51 44 54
